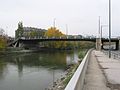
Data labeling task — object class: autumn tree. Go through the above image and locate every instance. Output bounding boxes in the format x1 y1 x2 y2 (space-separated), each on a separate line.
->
44 27 64 38
44 27 66 49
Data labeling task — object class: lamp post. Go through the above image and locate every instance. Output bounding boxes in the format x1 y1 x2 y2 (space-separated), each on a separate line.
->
66 24 68 38
100 25 108 39
100 25 108 49
53 18 56 28
99 16 101 38
98 16 101 51
109 0 111 58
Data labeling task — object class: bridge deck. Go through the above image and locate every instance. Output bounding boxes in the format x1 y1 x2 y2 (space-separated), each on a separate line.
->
19 38 119 42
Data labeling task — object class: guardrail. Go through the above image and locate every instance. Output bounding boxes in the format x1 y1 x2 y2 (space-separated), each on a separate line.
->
103 50 120 60
65 49 92 90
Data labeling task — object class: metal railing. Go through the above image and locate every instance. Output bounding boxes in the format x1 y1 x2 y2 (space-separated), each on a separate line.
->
103 50 120 60
65 49 92 90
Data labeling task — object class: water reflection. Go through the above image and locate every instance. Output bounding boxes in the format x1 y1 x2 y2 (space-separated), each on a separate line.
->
0 59 7 80
0 50 79 90
15 57 23 77
66 50 79 65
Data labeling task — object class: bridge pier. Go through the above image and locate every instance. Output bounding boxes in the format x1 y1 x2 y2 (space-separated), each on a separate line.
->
116 41 119 50
14 41 19 48
18 42 24 48
19 41 40 49
96 38 101 51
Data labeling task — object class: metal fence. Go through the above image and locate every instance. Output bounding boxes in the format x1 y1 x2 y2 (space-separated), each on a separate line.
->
103 50 120 60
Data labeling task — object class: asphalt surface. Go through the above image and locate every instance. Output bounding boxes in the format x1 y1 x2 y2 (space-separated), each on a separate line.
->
83 50 120 90
95 50 120 90
83 50 110 90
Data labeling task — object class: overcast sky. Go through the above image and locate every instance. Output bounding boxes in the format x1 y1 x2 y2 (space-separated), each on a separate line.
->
0 0 120 37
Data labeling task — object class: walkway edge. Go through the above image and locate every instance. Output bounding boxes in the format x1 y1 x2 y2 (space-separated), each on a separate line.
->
65 49 92 90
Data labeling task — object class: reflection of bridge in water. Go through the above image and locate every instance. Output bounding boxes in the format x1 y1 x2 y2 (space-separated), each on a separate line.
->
8 37 120 50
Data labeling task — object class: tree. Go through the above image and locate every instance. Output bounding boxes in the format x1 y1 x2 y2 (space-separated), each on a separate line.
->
29 31 37 38
44 27 64 38
0 28 6 51
44 27 66 49
0 28 5 36
0 36 7 51
15 22 24 38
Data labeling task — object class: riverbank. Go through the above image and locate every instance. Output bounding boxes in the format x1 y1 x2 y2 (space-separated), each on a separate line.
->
0 48 34 58
48 49 88 90
46 64 79 90
0 47 83 58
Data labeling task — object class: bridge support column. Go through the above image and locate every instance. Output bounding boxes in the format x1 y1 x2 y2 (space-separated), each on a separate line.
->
14 42 18 48
18 42 24 48
96 38 101 51
116 41 119 50
101 41 104 49
119 40 120 50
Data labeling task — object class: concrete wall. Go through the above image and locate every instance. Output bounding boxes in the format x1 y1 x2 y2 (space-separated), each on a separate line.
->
65 49 92 90
96 38 101 51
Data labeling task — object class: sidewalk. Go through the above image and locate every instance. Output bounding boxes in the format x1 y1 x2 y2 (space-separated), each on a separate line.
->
83 50 120 90
95 51 120 90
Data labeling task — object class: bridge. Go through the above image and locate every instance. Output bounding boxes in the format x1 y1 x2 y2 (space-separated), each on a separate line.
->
8 37 120 50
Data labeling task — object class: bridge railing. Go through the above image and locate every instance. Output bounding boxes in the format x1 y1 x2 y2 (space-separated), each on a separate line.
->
65 49 92 90
19 36 96 40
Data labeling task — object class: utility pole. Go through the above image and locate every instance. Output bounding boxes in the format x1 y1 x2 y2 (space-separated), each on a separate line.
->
101 25 108 40
66 24 68 37
109 0 111 58
101 25 103 39
100 25 108 49
99 16 101 38
53 18 56 28
99 16 101 51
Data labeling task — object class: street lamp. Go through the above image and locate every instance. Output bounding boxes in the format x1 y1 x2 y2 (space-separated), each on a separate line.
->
109 0 111 58
100 25 108 39
53 18 56 28
66 24 68 38
100 25 108 49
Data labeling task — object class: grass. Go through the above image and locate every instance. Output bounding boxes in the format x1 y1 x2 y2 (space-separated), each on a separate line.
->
78 49 88 59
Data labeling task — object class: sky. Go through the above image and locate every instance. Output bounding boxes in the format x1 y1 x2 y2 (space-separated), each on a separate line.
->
0 0 120 37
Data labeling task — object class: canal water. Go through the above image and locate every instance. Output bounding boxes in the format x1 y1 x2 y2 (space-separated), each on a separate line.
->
0 50 79 90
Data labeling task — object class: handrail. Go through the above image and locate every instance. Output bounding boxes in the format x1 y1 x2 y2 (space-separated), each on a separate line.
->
65 49 92 90
103 50 120 60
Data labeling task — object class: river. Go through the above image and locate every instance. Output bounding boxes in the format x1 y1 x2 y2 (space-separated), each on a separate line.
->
0 50 80 90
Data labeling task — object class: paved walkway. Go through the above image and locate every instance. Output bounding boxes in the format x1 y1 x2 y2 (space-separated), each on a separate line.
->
83 50 110 90
95 51 120 90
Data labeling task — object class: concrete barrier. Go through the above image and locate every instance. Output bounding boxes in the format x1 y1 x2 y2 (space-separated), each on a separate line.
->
65 49 92 90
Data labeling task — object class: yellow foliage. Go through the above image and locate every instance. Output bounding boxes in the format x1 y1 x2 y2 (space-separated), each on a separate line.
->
44 27 66 49
45 27 64 38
